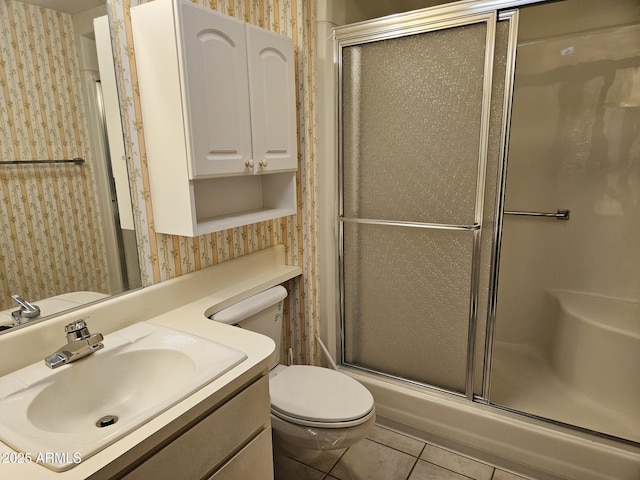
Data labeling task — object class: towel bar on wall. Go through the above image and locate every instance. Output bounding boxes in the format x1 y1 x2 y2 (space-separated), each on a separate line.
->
504 209 570 220
0 158 85 166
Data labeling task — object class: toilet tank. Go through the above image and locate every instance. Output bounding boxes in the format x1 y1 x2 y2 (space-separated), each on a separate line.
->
210 286 287 368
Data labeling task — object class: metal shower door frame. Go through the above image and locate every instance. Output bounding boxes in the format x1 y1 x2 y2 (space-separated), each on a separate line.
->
334 1 535 401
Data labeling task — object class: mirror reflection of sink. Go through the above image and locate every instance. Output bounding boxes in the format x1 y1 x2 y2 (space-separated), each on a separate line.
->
0 291 109 331
0 322 246 471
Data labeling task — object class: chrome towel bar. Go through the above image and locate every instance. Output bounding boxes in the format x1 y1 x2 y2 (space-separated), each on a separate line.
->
504 209 570 220
0 158 85 166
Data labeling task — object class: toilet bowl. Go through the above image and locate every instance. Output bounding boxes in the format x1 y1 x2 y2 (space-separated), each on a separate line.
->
269 364 375 459
211 287 375 460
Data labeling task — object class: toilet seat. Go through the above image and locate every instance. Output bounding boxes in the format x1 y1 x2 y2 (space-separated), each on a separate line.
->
269 365 375 428
271 406 375 428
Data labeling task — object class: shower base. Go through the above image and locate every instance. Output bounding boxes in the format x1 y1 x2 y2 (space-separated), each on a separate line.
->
490 342 639 444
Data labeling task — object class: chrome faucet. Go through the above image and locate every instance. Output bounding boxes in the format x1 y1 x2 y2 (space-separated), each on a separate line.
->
11 294 40 326
44 319 104 369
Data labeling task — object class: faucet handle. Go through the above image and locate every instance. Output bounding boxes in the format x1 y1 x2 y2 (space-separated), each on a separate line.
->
11 295 40 318
65 319 89 333
65 318 94 342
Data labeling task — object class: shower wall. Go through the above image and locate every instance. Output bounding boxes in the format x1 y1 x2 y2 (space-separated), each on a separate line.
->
496 4 640 347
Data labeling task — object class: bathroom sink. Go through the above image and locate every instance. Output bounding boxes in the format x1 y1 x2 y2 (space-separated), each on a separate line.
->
0 322 246 471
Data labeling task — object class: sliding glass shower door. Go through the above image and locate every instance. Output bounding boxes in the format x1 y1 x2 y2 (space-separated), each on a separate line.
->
488 0 640 444
337 12 503 396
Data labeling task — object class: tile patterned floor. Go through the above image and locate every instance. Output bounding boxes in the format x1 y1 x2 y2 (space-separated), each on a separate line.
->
274 425 531 480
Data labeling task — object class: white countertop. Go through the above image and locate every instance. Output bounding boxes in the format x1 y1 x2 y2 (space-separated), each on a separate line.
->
0 246 301 479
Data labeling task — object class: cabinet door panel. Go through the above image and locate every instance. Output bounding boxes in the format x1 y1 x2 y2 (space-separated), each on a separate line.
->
181 2 252 178
247 25 298 174
121 376 270 480
208 428 273 480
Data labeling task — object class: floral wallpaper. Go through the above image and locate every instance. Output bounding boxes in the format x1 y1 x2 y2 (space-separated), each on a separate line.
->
0 0 110 310
108 0 319 365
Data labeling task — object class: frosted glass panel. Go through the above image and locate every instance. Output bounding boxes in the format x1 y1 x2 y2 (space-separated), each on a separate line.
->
342 23 487 225
343 223 473 393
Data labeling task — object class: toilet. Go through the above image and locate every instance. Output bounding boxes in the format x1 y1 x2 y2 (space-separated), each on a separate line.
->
211 286 375 460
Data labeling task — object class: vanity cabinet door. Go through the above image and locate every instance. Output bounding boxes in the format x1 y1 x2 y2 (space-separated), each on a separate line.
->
180 1 253 179
120 376 270 480
247 24 298 174
208 428 273 480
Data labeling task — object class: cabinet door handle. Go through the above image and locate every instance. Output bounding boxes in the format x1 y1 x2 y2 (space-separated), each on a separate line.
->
245 159 254 168
259 159 268 168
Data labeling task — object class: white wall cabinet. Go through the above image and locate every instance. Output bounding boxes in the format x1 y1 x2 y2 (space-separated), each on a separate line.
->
131 0 297 236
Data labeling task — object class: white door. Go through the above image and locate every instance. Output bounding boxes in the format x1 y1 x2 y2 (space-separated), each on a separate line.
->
246 24 298 174
180 2 252 178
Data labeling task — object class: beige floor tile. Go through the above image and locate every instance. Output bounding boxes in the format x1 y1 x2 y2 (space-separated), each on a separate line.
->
421 445 494 480
273 453 325 480
330 438 417 480
302 449 348 473
492 469 530 480
409 460 477 480
367 425 426 457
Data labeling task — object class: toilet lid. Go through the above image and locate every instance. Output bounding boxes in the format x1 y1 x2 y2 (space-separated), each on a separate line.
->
269 366 374 424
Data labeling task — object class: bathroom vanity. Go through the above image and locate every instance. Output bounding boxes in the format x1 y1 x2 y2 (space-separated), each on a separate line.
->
120 376 273 480
0 246 301 479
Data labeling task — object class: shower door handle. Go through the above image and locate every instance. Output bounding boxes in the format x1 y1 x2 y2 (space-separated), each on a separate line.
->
503 209 570 220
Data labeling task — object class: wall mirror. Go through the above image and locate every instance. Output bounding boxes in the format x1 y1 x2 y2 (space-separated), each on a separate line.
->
0 0 141 333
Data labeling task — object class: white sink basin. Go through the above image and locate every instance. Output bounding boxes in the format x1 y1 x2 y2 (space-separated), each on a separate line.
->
0 322 246 471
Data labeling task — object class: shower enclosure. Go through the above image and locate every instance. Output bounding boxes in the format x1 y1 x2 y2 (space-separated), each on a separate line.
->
335 0 639 449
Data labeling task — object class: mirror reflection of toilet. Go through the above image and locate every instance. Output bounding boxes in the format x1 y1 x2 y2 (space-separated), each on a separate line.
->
211 286 375 460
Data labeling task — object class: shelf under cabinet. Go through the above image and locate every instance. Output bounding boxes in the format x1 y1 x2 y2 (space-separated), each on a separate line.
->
194 207 295 235
150 171 296 236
